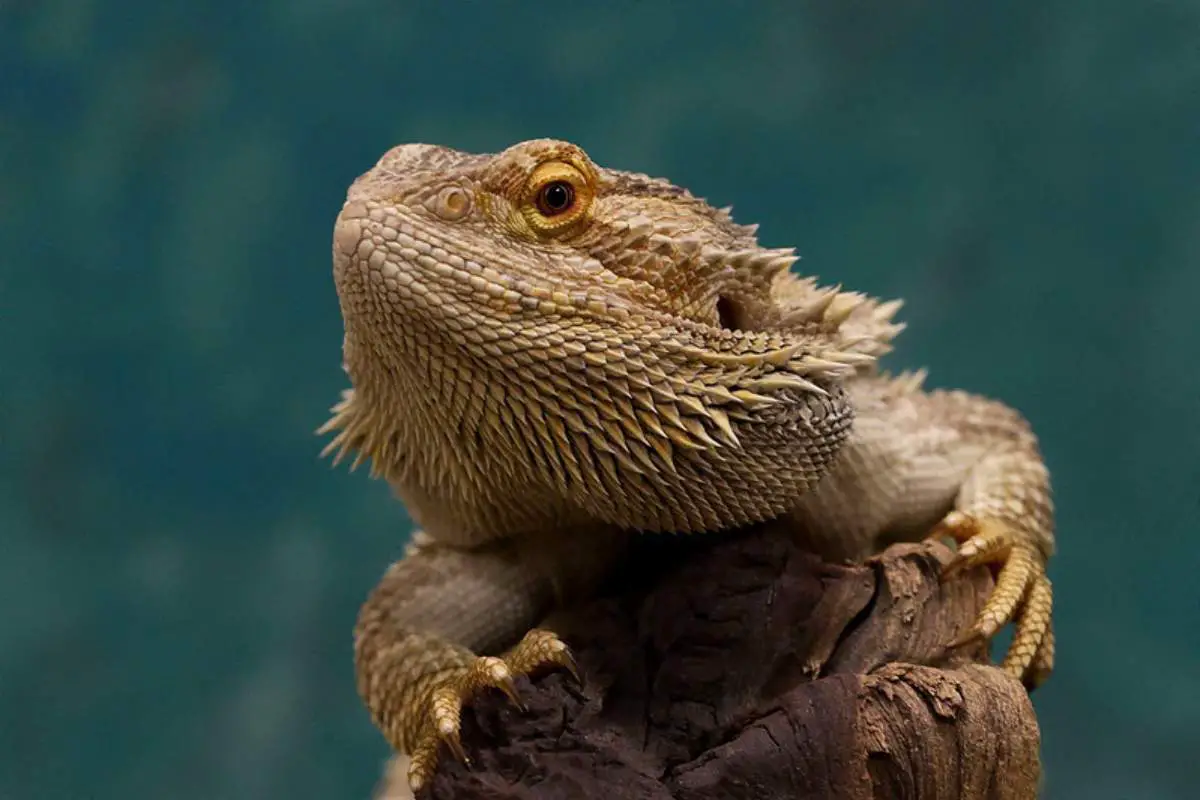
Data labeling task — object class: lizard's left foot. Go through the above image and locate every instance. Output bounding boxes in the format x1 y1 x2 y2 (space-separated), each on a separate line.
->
407 628 579 793
932 511 1055 689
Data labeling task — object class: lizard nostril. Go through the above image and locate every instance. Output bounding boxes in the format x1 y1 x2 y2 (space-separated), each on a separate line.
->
430 186 472 221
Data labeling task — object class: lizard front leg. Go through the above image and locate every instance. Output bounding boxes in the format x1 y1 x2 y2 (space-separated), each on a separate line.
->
792 373 1055 688
355 529 615 793
931 447 1055 687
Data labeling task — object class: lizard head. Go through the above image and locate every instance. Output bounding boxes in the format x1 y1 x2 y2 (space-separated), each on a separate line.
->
324 139 903 534
334 138 817 336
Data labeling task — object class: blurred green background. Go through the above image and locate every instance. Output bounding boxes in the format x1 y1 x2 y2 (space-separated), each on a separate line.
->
2 2 1197 798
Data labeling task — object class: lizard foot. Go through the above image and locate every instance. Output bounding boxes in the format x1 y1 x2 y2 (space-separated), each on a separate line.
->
931 511 1054 689
407 628 578 793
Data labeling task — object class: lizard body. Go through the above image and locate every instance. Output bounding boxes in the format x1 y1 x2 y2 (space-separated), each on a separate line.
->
320 139 1056 792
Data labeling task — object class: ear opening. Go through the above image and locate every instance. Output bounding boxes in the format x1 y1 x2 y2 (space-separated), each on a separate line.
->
716 295 746 331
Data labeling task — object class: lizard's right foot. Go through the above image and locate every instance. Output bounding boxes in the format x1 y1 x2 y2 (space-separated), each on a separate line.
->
407 628 578 793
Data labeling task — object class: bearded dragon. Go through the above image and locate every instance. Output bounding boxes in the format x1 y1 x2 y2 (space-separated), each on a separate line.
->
320 138 1056 793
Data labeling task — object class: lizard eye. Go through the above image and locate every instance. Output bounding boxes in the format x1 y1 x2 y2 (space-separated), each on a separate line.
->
536 181 575 216
523 160 594 235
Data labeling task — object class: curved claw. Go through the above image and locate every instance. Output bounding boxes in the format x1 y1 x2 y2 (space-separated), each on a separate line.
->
406 628 577 793
1023 620 1055 690
933 512 1055 688
1002 571 1053 680
503 627 580 684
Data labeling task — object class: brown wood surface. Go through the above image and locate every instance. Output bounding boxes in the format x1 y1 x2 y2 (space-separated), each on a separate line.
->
376 526 1041 799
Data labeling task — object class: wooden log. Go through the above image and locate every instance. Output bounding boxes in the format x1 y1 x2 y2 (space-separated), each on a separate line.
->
374 525 1041 800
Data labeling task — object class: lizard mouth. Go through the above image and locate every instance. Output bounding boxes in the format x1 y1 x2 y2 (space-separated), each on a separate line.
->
332 198 855 387
333 198 689 342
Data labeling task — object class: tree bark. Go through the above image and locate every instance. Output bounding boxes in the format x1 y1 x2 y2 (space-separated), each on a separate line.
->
375 525 1042 799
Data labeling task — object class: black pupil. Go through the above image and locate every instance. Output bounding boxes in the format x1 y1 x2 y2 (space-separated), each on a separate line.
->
541 181 573 213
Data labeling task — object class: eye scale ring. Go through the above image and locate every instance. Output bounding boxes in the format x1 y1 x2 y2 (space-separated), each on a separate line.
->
522 160 595 236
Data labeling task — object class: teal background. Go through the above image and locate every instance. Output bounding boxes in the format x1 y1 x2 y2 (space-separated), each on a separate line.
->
2 2 1197 798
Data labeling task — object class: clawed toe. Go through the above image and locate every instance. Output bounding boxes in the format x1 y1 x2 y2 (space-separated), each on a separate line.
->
932 512 1055 689
406 628 577 792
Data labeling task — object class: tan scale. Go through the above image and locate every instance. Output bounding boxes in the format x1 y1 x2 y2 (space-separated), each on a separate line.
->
320 138 1057 793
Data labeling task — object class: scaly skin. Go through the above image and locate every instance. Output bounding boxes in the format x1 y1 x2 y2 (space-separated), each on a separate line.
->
320 139 1056 793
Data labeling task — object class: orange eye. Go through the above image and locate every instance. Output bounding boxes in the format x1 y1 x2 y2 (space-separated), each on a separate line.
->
523 160 594 235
